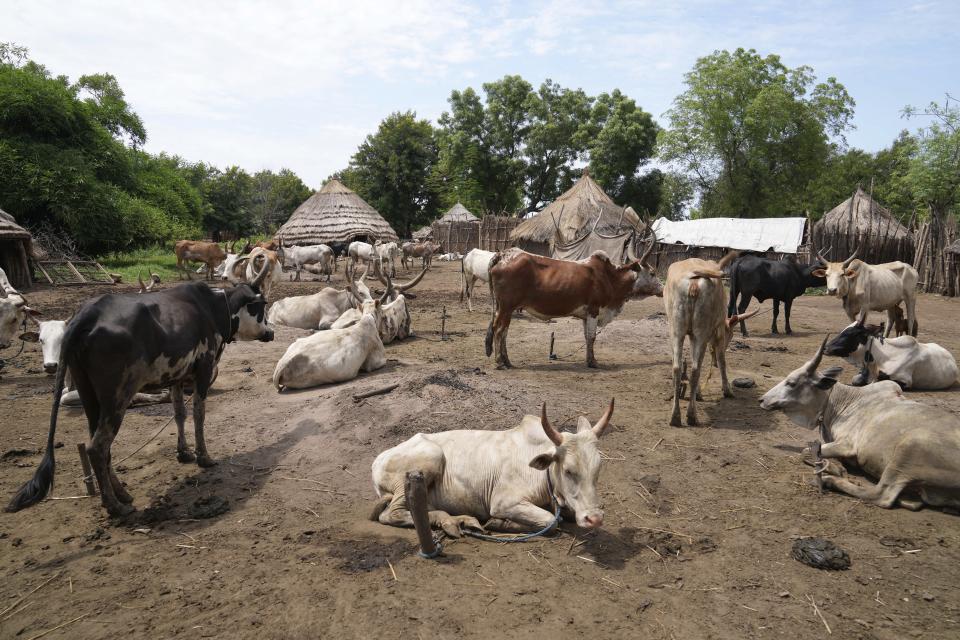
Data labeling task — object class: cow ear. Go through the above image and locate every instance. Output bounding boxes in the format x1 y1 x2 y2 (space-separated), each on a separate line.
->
815 366 843 390
811 268 826 278
25 307 42 317
529 451 557 470
845 269 857 278
18 331 39 343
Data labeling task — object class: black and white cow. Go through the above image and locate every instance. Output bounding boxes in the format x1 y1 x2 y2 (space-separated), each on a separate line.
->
6 265 274 517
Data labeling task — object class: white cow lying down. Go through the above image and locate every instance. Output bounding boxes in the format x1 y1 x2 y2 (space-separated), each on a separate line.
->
272 299 386 391
761 337 960 510
371 399 615 536
825 319 958 390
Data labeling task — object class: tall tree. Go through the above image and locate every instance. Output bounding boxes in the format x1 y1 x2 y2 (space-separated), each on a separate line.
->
249 168 312 233
903 96 960 221
341 111 439 237
659 48 855 218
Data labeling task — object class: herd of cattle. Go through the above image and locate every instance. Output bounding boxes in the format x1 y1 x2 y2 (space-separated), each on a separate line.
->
1 237 959 537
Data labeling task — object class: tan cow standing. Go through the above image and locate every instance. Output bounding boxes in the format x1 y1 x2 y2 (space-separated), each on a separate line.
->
175 240 227 280
664 253 758 427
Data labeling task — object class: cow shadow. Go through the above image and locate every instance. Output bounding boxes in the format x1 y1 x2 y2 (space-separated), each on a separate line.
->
570 525 669 569
120 417 318 529
274 360 406 396
699 384 771 431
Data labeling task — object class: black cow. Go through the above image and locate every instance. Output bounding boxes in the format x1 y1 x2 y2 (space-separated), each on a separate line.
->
727 254 825 336
6 265 274 517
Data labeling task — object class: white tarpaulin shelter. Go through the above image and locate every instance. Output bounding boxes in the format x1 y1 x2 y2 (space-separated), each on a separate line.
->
650 217 807 254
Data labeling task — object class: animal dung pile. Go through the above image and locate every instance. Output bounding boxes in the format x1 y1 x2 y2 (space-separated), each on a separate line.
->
791 537 851 570
732 377 756 389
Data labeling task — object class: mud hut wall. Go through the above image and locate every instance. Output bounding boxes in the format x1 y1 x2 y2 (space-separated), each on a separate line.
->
479 216 520 252
0 239 32 290
431 220 479 254
649 243 811 279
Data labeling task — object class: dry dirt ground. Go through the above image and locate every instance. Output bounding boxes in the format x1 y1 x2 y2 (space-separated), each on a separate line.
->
1 261 959 639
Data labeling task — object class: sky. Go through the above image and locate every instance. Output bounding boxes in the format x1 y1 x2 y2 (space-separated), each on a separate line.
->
4 0 958 189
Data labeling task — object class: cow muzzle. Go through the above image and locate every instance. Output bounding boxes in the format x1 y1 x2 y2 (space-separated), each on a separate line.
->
579 510 604 529
826 288 838 296
43 362 58 374
258 329 275 342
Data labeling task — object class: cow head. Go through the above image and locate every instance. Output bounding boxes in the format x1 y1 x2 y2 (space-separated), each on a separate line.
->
824 317 884 360
19 319 66 374
622 227 663 298
812 250 859 297
0 293 40 350
227 261 274 342
529 399 615 530
760 336 843 428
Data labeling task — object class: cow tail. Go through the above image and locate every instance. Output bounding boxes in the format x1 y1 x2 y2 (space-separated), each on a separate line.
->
484 252 503 357
6 349 68 512
727 260 740 318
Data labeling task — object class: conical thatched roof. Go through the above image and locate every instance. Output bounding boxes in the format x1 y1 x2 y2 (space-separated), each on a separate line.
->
0 208 31 240
817 187 911 241
276 179 399 245
439 202 478 223
510 170 642 246
412 226 432 240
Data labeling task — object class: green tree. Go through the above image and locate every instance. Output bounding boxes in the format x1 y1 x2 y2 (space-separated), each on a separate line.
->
249 168 312 233
655 171 694 221
73 73 146 148
202 166 255 237
903 96 960 221
659 48 855 218
341 111 439 237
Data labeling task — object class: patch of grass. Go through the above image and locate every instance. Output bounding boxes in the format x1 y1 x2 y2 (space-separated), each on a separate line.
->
805 286 829 297
100 246 180 284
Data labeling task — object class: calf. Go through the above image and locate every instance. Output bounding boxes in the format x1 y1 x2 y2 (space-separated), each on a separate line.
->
273 299 386 390
813 251 918 337
891 304 917 337
825 318 957 389
285 244 335 282
460 249 496 313
761 337 960 510
376 241 401 278
406 240 442 269
727 255 824 336
371 399 615 536
6 265 274 516
0 267 40 350
175 240 226 280
346 241 382 278
665 254 759 427
485 239 662 369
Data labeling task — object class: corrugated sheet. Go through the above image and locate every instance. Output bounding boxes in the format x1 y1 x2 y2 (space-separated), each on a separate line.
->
651 217 807 254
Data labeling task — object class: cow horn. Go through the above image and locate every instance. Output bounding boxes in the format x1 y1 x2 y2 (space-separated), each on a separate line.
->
395 266 428 293
728 305 761 327
639 225 657 266
842 249 859 268
591 398 615 437
540 403 564 446
816 250 829 266
251 254 270 289
807 335 830 373
379 274 393 304
138 270 147 293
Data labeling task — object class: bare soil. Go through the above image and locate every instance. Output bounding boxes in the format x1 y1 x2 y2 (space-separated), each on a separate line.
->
1 262 959 639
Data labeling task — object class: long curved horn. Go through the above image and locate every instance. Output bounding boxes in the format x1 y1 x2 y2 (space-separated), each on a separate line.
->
842 249 859 268
138 270 147 293
591 398 615 436
727 305 761 327
250 252 270 289
816 250 829 265
540 403 564 446
639 225 657 265
395 266 428 292
807 335 830 373
379 273 393 304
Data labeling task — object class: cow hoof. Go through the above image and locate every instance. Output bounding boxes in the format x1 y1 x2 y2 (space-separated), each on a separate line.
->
107 502 136 517
722 389 734 399
177 450 196 464
785 328 793 335
686 415 699 427
196 456 217 468
115 486 134 504
669 415 682 428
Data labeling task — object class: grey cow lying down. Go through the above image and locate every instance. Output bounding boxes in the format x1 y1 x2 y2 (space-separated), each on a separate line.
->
761 337 960 510
371 399 615 537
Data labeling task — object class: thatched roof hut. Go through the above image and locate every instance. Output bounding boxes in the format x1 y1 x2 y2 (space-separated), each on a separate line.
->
438 203 479 223
412 226 432 241
812 187 914 265
0 208 33 290
276 179 399 245
510 170 642 255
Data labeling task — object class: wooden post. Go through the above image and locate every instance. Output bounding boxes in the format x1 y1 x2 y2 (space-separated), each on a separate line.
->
77 444 97 496
549 332 556 360
405 471 440 559
440 306 448 340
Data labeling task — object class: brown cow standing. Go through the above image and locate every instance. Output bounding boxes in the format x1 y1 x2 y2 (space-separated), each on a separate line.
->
485 239 662 369
175 240 227 280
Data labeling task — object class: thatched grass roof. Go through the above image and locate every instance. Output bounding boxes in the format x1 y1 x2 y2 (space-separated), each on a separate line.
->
816 187 911 241
439 203 478 223
0 208 31 240
412 226 432 240
510 170 641 246
276 179 399 245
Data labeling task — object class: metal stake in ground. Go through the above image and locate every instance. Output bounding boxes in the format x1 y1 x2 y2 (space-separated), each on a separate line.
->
77 443 97 496
440 306 450 341
549 331 557 360
405 471 441 559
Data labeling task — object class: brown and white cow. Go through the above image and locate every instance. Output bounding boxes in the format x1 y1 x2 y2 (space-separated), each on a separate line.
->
485 238 662 369
403 240 442 270
175 240 227 280
371 399 616 535
813 250 919 337
244 248 282 300
664 254 759 427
